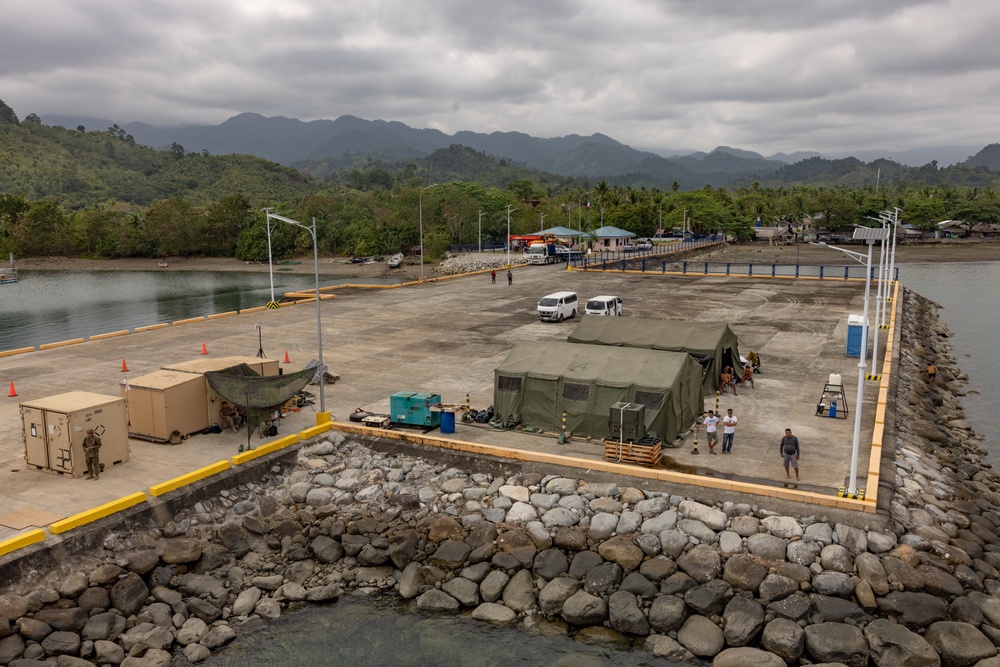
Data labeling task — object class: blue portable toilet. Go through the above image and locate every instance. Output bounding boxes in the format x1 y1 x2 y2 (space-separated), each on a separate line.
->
846 314 865 357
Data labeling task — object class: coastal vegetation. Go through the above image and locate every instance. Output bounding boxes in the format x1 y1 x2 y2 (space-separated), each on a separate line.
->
3 98 1000 262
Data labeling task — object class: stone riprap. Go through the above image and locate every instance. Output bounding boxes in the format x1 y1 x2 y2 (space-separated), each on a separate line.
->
1 288 1000 666
435 253 513 275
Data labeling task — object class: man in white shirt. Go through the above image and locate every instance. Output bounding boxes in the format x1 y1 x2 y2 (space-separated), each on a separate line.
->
703 410 719 455
722 409 737 454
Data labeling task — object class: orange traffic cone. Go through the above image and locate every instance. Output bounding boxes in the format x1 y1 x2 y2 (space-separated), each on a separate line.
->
201 343 208 355
121 358 129 372
8 381 16 397
283 350 290 364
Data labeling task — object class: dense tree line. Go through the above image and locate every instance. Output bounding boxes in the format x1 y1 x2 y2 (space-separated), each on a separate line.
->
4 99 1000 262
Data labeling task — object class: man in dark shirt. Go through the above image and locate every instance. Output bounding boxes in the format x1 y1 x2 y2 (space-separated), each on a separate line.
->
780 428 800 480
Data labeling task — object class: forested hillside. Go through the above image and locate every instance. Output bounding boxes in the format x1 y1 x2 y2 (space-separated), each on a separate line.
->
4 98 1000 266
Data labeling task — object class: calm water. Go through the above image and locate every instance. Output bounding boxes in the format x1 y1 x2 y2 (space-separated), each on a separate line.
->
895 261 1000 466
0 270 401 351
202 596 687 667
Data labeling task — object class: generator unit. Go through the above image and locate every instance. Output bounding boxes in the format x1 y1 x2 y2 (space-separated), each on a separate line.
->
609 401 646 442
390 391 442 427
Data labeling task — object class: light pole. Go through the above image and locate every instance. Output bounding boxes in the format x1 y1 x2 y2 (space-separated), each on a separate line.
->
265 212 329 423
578 190 592 235
810 225 888 495
477 210 483 253
539 212 546 232
260 207 276 306
506 205 518 266
419 184 438 279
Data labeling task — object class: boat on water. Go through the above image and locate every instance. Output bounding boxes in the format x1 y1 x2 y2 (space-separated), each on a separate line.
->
0 254 16 284
387 253 404 268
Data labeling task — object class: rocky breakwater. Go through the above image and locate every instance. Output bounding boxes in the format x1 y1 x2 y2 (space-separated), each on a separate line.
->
3 288 1000 666
435 253 512 275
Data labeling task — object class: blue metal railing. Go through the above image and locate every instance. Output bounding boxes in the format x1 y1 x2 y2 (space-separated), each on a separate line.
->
573 257 900 280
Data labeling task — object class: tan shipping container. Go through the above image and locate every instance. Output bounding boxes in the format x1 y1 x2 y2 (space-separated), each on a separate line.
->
20 391 130 478
160 356 279 427
119 370 209 442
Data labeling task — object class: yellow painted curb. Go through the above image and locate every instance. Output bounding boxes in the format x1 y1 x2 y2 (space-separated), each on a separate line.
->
0 528 46 557
231 434 299 465
39 338 86 350
240 306 268 314
0 346 35 358
172 316 206 326
300 422 333 440
89 330 130 341
316 411 332 425
279 300 299 307
49 492 148 534
149 460 232 497
135 323 169 333
207 311 238 320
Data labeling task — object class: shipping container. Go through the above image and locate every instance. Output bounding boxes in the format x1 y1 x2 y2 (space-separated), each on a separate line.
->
20 391 130 477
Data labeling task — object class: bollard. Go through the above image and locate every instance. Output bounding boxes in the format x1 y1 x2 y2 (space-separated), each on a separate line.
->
715 391 720 415
561 410 567 441
692 429 699 455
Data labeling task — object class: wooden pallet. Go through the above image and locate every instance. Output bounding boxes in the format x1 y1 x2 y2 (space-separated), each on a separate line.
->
603 439 662 468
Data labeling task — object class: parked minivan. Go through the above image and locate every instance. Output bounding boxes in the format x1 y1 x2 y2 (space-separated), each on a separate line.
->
537 291 579 322
585 295 623 316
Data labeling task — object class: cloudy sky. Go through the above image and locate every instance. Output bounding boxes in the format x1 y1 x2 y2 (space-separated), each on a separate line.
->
2 0 998 157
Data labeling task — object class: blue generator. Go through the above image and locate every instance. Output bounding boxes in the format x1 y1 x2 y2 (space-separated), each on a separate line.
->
390 391 442 427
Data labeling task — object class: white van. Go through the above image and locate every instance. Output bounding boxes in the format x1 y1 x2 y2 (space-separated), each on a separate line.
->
537 291 579 322
585 295 623 316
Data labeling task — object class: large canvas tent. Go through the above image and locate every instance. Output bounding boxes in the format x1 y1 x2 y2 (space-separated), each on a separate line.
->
493 341 704 442
567 317 742 392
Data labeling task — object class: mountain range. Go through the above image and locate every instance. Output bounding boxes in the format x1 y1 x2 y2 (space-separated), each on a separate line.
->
38 112 999 190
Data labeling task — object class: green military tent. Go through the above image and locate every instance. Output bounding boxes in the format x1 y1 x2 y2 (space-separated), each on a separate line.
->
566 316 742 392
493 340 704 442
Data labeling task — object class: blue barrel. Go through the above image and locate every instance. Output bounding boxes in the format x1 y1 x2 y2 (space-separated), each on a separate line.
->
829 401 837 418
440 411 456 434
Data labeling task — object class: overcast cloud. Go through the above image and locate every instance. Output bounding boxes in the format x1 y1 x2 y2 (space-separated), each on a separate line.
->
2 0 999 157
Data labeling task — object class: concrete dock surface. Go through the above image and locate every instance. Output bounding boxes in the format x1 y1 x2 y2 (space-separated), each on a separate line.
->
0 264 888 541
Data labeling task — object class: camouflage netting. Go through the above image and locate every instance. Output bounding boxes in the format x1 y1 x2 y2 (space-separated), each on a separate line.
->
206 364 316 446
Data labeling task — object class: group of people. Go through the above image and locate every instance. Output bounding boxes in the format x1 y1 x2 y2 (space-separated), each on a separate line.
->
700 409 801 480
219 401 248 432
719 364 755 395
490 269 513 285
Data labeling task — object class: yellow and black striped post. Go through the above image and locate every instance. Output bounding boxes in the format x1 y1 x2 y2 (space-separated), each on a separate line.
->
561 410 567 438
692 428 699 455
465 393 470 411
266 301 280 309
837 487 866 500
715 391 720 415
866 373 881 381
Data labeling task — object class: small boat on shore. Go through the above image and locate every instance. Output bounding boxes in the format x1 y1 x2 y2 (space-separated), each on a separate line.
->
387 253 404 268
0 254 16 284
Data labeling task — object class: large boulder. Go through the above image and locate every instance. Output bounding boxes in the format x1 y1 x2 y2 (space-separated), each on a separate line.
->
804 622 869 667
608 591 649 635
110 572 150 617
863 618 940 667
676 544 721 583
562 591 608 626
723 594 765 647
713 647 787 667
676 615 724 657
924 621 998 666
760 618 805 662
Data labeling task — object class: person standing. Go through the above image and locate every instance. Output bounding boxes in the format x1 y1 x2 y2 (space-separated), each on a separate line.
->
703 410 719 455
83 428 102 480
722 408 737 454
926 363 937 385
491 269 496 284
780 428 800 480
507 269 513 285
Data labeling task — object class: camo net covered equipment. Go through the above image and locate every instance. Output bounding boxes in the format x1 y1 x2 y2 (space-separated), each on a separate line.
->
205 363 316 439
